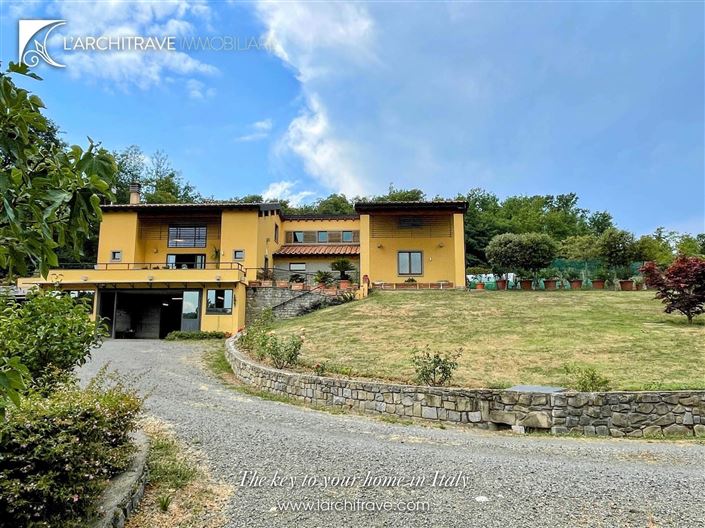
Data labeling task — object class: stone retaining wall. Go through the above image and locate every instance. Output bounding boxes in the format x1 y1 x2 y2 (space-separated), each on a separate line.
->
89 431 149 528
245 286 345 324
225 338 705 438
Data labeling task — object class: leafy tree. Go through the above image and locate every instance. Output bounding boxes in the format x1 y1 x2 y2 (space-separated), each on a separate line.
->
373 183 426 202
641 257 705 324
485 232 558 276
596 228 636 269
559 234 599 261
0 63 115 279
634 234 674 266
459 188 507 267
315 194 354 214
676 234 704 257
587 211 614 236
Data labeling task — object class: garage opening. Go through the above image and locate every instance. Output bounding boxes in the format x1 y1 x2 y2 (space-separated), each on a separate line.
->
99 289 201 339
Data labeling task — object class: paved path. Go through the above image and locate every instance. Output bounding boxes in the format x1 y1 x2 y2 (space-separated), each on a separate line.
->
79 340 705 528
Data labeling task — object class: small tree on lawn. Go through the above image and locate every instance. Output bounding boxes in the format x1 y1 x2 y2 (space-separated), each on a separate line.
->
486 232 557 282
641 257 705 324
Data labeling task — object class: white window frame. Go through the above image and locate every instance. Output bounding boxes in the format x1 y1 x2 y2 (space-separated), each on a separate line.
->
110 250 122 262
289 263 307 272
233 249 245 260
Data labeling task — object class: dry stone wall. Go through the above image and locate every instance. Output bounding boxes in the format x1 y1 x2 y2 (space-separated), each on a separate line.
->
225 338 705 438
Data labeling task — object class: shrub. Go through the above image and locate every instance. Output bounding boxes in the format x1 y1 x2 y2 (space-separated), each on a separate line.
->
264 335 303 369
411 346 461 386
237 310 274 353
486 233 558 276
0 355 29 418
164 330 228 340
641 257 705 324
563 364 611 392
0 369 142 527
0 290 106 381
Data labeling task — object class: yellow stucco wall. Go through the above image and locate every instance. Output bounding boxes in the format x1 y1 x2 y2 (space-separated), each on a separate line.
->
360 212 465 286
220 210 261 280
281 218 360 232
97 212 139 264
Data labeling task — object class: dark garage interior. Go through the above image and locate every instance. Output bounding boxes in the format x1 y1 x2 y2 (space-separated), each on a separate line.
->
98 289 200 339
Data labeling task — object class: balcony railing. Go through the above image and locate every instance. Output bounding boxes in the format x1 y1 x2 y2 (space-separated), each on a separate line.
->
57 262 245 271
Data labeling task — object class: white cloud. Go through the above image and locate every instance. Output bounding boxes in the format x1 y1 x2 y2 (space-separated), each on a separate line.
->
186 78 215 99
253 1 376 195
235 118 273 142
282 95 365 196
261 180 315 207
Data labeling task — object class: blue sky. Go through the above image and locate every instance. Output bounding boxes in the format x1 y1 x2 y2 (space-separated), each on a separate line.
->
1 0 703 235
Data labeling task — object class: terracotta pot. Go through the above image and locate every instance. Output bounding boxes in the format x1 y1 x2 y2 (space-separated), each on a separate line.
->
544 279 557 290
248 280 262 287
495 279 508 290
619 280 634 291
519 279 533 290
569 279 583 290
261 280 274 287
276 280 290 288
339 280 351 289
591 279 605 290
475 282 485 290
291 282 304 291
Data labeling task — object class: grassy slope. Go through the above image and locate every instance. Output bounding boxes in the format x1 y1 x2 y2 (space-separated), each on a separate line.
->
270 290 705 390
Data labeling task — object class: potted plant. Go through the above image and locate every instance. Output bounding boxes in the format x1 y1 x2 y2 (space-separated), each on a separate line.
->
614 266 634 291
331 258 355 290
540 267 560 290
516 270 533 290
632 274 645 291
289 273 306 290
314 270 335 289
590 267 609 289
258 268 274 287
399 277 418 289
475 279 485 290
564 268 583 289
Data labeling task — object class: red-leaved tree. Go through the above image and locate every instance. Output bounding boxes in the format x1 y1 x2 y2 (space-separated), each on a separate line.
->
641 256 705 324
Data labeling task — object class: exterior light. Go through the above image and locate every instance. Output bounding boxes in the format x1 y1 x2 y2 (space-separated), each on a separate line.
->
377 244 383 249
81 275 88 281
147 275 154 281
215 275 221 281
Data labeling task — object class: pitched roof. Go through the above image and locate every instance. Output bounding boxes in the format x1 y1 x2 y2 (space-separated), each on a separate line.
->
354 201 468 213
282 213 359 221
101 202 280 213
274 244 361 256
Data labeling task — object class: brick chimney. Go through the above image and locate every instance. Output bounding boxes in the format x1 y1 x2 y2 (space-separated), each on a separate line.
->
129 182 141 204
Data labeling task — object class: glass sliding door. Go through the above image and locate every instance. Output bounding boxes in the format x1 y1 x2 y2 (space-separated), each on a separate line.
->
180 290 201 331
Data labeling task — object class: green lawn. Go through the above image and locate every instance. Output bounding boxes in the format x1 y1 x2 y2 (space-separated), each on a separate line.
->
269 290 705 390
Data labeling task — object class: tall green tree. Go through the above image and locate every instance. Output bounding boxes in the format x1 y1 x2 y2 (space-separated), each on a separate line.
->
0 63 115 279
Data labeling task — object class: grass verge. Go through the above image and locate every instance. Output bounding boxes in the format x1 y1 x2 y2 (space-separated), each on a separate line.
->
126 418 232 528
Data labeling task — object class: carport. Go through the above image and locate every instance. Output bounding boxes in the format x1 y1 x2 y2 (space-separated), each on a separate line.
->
97 289 201 339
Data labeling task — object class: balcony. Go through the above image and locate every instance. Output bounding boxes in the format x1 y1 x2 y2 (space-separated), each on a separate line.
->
21 261 245 288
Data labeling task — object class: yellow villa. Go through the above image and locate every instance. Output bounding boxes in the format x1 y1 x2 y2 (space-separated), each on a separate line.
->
18 186 467 338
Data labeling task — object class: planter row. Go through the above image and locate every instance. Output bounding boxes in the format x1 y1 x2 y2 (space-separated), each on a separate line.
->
374 282 455 290
249 280 357 291
477 279 642 291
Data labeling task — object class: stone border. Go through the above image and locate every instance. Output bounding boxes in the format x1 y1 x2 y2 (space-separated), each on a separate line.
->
225 338 705 438
89 431 149 528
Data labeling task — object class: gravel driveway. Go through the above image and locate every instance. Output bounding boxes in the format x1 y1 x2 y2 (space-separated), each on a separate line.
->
79 340 705 528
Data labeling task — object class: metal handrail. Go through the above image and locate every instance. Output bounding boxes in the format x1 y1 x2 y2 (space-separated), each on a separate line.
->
56 262 245 271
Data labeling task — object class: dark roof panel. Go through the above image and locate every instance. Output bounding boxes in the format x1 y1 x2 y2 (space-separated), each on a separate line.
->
354 201 468 213
101 202 281 213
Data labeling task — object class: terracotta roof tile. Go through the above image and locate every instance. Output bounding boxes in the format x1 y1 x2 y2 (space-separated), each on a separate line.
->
274 244 360 256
